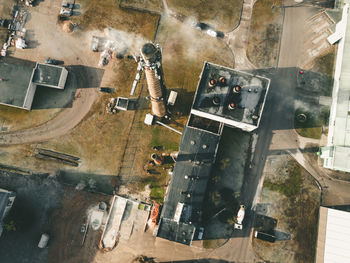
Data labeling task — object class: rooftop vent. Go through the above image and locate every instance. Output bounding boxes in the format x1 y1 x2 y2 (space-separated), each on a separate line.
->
209 78 217 87
233 85 241 93
213 96 221 106
228 102 236 110
219 76 226 86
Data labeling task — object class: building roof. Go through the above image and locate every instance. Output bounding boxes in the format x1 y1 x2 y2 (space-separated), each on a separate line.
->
101 195 151 249
0 58 35 108
323 4 350 173
157 218 195 246
32 63 63 87
191 62 270 131
156 126 221 245
328 4 350 148
321 146 350 172
316 206 350 263
0 58 67 110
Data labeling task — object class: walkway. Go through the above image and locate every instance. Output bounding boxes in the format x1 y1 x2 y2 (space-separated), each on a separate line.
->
225 0 256 70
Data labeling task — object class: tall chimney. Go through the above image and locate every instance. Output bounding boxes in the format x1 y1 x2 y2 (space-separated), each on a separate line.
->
140 43 167 118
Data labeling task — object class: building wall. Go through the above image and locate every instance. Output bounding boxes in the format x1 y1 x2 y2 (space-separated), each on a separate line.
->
23 82 37 110
58 67 68 89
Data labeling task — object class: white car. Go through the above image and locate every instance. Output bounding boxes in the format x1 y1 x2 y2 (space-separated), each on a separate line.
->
60 7 72 16
206 29 218 38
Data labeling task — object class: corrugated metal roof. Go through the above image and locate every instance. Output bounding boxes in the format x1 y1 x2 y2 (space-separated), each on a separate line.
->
316 207 350 263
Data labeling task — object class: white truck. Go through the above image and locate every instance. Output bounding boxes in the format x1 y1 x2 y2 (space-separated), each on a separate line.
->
234 205 245 230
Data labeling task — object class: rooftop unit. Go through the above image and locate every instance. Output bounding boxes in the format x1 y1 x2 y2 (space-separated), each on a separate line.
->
0 58 68 110
156 62 271 246
191 62 270 132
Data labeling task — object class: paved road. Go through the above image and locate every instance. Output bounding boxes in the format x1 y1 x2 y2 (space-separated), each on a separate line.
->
220 5 321 262
0 80 98 145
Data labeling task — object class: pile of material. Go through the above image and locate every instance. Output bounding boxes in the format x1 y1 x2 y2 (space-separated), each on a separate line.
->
62 20 74 33
106 98 117 114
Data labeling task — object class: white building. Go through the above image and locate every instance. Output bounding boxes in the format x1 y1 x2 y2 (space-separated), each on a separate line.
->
316 206 350 262
320 3 350 173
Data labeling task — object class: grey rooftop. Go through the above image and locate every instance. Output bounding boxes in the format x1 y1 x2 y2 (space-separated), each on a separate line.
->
191 62 270 132
156 126 221 245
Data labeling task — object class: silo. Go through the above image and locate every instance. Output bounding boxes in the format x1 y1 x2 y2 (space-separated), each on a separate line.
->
140 43 167 118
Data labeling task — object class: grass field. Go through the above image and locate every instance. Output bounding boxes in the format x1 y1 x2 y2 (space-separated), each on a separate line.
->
294 107 329 139
255 158 320 262
156 16 234 126
72 0 159 40
120 0 164 14
0 105 61 132
247 0 283 68
0 0 14 45
311 46 336 77
166 0 242 32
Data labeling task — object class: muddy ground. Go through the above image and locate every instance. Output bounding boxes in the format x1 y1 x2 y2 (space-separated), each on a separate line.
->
0 171 63 263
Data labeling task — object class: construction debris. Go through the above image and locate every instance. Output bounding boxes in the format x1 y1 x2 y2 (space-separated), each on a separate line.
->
35 148 80 166
106 98 117 114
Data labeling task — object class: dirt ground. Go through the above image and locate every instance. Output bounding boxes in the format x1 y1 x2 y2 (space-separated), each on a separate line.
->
0 0 14 45
246 0 283 68
120 0 164 14
0 171 64 263
0 0 236 200
253 155 320 263
47 189 110 263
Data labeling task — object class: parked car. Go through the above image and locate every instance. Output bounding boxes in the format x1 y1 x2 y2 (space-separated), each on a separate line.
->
62 2 74 9
197 227 204 240
193 22 209 31
38 233 50 248
0 19 10 28
45 58 59 65
60 7 72 16
206 29 218 38
99 87 114 93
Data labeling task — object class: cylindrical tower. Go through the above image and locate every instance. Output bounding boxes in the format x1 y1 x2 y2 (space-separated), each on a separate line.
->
141 43 166 118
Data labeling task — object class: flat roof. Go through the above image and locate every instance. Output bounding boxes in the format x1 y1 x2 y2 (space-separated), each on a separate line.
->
0 58 35 108
0 58 67 110
32 63 63 87
101 195 150 249
157 218 195 246
316 206 350 263
191 62 270 129
323 4 350 172
320 146 350 172
328 4 350 147
332 146 350 172
157 126 221 245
